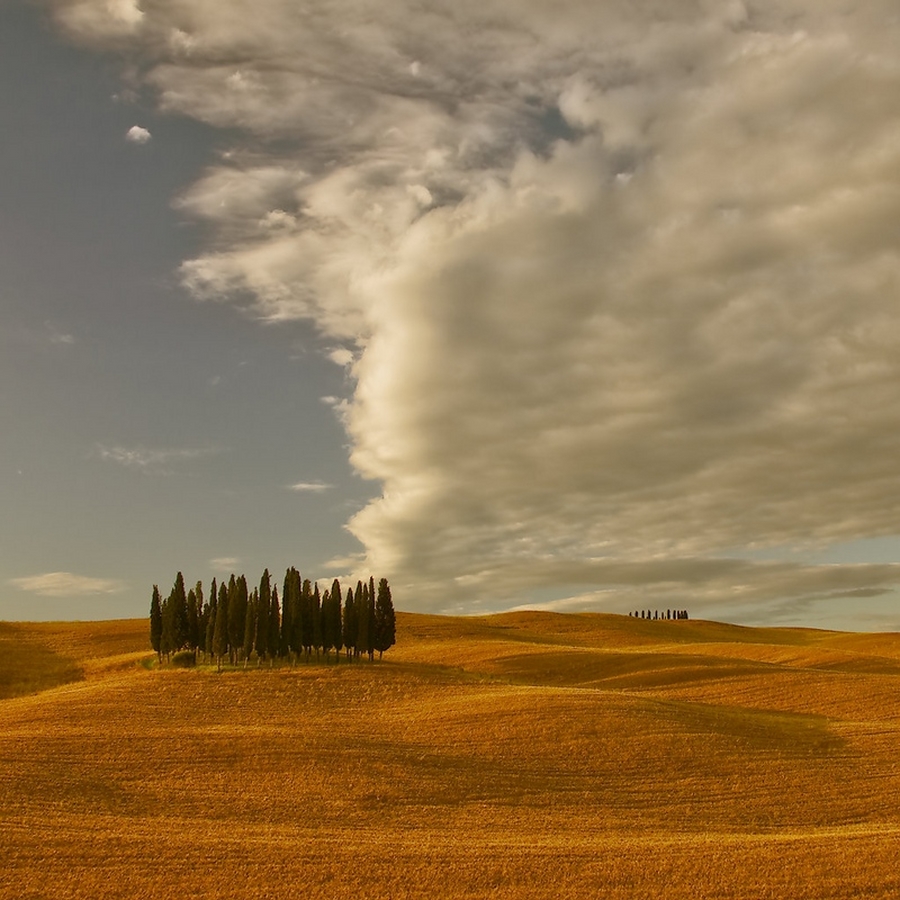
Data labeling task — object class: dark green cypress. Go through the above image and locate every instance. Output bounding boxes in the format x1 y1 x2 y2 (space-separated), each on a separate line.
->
204 578 218 659
373 578 396 659
171 572 190 650
280 569 294 659
194 581 205 652
268 585 281 665
329 578 343 661
311 582 322 659
343 587 357 660
355 581 370 660
256 569 271 662
366 581 376 661
227 575 248 664
300 579 313 659
187 588 200 655
286 569 302 660
150 585 163 659
242 588 257 665
212 580 229 671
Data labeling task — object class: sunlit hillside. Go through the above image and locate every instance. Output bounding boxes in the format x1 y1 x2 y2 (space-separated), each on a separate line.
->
1 611 899 899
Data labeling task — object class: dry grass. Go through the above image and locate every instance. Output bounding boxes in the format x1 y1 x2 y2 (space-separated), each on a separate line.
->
1 612 899 898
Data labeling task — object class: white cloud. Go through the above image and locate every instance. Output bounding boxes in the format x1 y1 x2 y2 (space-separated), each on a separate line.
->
94 444 218 471
50 0 900 619
10 572 126 597
288 481 333 493
210 557 240 572
125 125 151 143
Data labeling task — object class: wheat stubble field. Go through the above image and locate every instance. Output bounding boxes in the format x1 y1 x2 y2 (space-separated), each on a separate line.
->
1 612 899 899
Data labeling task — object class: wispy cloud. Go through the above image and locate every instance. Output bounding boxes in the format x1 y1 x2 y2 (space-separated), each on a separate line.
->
94 444 218 472
288 481 333 493
9 572 126 597
52 0 900 619
210 557 240 572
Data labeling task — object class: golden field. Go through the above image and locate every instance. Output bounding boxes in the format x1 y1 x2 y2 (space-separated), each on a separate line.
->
1 611 899 899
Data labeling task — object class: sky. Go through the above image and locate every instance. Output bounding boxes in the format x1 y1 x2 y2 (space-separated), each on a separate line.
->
3 0 900 630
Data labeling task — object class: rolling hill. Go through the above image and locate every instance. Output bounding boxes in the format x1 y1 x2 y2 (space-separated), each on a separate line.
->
1 611 898 899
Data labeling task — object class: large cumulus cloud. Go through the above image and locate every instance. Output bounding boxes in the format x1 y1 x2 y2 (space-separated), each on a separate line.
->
47 0 900 619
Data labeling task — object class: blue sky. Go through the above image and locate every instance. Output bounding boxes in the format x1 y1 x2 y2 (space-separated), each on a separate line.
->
3 0 900 630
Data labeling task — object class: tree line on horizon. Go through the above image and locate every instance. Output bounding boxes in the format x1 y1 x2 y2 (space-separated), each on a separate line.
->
150 569 395 670
629 609 690 620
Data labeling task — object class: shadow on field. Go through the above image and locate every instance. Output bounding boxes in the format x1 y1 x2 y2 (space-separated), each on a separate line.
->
0 623 84 699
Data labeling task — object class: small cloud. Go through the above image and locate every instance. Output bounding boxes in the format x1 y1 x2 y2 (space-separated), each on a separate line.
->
327 348 354 367
94 444 218 471
125 125 152 144
112 88 139 104
49 332 75 345
9 572 125 597
288 481 333 493
406 184 433 207
210 557 240 572
260 209 298 230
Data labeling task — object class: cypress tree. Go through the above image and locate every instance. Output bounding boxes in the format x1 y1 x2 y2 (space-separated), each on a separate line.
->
187 589 200 656
355 581 370 661
204 607 216 661
204 578 218 660
373 578 396 659
227 575 248 664
366 581 376 661
150 585 163 660
268 585 280 666
212 580 229 671
343 587 357 660
280 569 295 659
160 592 174 660
242 588 257 665
194 581 205 652
329 578 343 662
311 582 323 660
171 572 190 650
321 589 332 659
300 579 313 659
256 569 271 663
288 569 303 662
